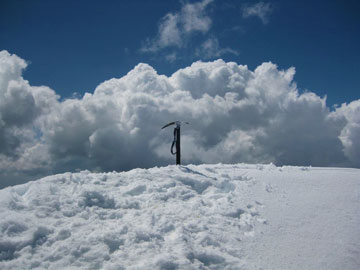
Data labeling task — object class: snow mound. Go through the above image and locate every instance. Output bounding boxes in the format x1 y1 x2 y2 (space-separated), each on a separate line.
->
0 164 359 270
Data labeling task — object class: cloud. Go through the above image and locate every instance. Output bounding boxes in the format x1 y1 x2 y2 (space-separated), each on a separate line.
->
1 50 360 188
141 0 213 52
333 100 360 166
196 37 239 60
0 51 58 157
242 2 273 24
141 0 239 61
0 51 59 187
165 52 177 63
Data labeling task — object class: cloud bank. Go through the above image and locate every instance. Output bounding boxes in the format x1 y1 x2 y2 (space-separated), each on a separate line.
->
0 50 359 187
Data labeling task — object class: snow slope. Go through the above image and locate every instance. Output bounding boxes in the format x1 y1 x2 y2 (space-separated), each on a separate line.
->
0 164 359 270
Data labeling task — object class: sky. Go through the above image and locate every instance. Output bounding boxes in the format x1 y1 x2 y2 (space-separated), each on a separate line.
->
1 0 359 105
0 0 360 188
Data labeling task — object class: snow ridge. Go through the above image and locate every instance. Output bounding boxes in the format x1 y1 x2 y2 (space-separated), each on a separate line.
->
0 164 359 270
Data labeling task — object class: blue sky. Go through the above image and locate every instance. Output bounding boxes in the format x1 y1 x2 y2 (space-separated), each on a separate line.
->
1 0 359 106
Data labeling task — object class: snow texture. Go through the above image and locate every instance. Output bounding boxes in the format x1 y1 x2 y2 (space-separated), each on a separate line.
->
0 163 359 270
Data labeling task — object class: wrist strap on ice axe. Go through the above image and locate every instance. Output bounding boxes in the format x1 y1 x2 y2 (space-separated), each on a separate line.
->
171 127 178 155
161 121 189 165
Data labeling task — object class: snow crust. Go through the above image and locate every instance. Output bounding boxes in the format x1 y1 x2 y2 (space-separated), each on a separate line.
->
0 164 359 270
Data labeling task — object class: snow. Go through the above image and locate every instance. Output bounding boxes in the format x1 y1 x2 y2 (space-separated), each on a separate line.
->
0 164 359 270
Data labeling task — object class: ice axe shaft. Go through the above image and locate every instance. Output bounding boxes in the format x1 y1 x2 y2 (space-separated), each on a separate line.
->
175 126 180 165
161 121 188 165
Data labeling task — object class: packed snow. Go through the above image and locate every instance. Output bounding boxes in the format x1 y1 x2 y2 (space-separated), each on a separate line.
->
0 164 359 270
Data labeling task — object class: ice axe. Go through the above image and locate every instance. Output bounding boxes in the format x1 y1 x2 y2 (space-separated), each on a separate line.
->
161 121 189 165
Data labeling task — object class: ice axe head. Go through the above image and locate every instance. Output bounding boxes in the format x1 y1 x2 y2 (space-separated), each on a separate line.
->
161 121 189 129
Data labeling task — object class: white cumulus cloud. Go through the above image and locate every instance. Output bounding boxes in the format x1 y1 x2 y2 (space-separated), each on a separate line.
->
0 50 359 188
333 100 360 167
